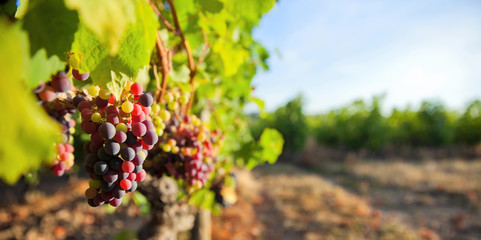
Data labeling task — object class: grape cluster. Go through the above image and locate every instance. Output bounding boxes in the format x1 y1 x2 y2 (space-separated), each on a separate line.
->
77 81 158 207
34 71 76 176
146 90 222 193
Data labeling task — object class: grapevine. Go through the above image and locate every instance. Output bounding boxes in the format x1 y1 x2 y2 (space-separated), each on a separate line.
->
1 0 284 237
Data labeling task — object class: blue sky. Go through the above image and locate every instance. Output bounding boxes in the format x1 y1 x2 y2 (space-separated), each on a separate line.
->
250 0 481 114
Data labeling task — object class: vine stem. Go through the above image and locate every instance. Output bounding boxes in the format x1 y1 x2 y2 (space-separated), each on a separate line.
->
149 1 176 33
154 31 170 103
166 0 197 115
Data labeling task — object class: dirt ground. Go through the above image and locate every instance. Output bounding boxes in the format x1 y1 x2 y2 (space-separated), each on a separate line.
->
213 160 481 240
0 159 480 240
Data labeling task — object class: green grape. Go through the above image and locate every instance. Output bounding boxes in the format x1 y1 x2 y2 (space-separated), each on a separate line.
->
91 112 102 123
116 123 128 132
122 101 134 113
88 85 100 97
99 88 111 100
179 94 189 104
151 103 161 113
159 110 171 121
168 101 178 110
164 92 174 103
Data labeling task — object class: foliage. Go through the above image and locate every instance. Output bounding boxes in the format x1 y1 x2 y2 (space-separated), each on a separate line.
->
312 97 478 150
455 100 481 145
0 19 60 184
0 0 283 212
250 96 308 152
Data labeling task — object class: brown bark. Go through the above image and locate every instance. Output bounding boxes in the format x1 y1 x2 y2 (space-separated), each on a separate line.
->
137 176 195 240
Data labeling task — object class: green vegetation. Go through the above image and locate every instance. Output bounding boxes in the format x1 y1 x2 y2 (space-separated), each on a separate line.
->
252 95 481 153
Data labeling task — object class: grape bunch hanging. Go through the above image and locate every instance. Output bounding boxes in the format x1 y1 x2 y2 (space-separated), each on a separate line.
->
34 71 76 176
145 90 223 193
76 80 158 207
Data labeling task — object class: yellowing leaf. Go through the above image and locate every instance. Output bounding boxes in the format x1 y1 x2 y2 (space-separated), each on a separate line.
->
0 19 59 184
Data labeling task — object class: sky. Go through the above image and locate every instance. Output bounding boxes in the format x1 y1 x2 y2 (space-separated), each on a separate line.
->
250 0 481 114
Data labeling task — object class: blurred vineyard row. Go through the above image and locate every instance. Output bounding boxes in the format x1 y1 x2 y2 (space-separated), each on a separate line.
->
249 95 481 154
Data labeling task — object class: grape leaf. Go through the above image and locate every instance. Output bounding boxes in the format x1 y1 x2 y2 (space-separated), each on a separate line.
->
71 0 158 97
235 128 283 169
259 128 284 164
65 0 135 55
26 49 65 89
0 19 60 184
22 0 78 58
199 0 223 14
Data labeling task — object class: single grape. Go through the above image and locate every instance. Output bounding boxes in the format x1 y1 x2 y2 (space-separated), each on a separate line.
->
98 122 116 139
85 188 98 199
136 169 146 182
99 88 111 100
159 110 171 121
114 131 127 143
164 92 174 103
72 69 89 81
104 141 120 155
119 179 132 191
109 197 122 207
130 83 143 95
95 96 109 109
122 161 135 173
116 123 128 132
139 93 153 107
88 85 100 97
132 122 147 137
120 147 135 161
38 86 57 102
91 112 102 122
51 74 71 92
93 161 109 175
77 101 90 111
131 104 142 116
72 95 85 108
121 101 134 113
89 179 101 189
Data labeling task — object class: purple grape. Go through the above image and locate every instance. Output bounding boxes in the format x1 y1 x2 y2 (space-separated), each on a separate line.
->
72 69 89 81
95 96 109 109
138 93 153 107
93 161 109 175
142 130 158 145
104 141 120 155
98 122 116 139
51 73 71 92
120 147 135 161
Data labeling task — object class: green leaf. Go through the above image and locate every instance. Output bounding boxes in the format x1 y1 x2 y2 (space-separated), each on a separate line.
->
25 49 65 89
65 0 135 55
213 40 248 76
71 0 158 96
199 0 223 14
189 188 216 210
259 128 284 164
0 19 60 184
22 0 78 58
